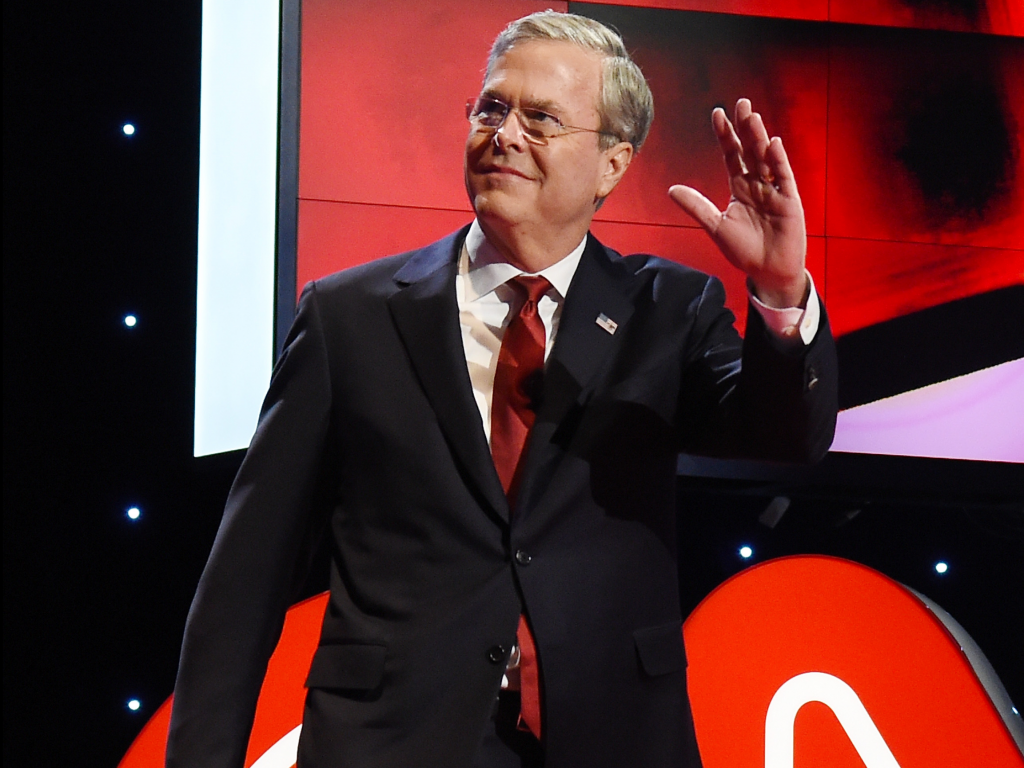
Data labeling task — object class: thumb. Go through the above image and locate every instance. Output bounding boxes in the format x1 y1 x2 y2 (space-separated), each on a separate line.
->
668 185 721 234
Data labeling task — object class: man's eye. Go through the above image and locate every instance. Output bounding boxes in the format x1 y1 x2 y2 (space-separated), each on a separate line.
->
476 99 505 117
522 109 558 125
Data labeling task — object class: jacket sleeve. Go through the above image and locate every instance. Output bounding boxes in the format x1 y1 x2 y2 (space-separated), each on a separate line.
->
675 274 838 462
166 283 336 768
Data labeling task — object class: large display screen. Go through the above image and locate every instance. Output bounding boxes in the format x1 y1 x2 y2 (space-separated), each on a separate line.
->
196 0 1023 465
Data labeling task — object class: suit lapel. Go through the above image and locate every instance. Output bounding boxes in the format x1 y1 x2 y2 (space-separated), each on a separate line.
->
515 236 639 514
387 228 509 521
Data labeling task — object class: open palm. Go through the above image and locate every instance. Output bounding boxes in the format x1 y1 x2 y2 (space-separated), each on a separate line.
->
669 99 808 309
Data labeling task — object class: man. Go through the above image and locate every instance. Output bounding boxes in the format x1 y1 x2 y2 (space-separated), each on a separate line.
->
167 11 836 768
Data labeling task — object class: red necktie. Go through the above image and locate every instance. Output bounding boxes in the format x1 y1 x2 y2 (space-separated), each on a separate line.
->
490 275 550 738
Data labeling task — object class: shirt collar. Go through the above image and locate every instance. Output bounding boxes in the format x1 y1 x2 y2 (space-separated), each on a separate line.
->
462 219 585 302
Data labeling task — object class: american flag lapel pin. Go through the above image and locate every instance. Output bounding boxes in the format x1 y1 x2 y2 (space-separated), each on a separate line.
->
595 313 618 335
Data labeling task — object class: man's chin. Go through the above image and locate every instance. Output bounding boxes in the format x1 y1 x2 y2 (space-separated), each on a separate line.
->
470 191 528 228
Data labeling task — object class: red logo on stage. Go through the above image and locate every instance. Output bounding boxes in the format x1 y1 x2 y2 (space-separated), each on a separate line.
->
120 557 1024 768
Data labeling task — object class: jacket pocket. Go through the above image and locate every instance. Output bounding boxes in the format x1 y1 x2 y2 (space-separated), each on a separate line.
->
633 622 686 677
305 642 388 690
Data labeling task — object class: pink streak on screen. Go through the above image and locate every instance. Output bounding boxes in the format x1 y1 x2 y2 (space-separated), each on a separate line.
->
831 358 1024 463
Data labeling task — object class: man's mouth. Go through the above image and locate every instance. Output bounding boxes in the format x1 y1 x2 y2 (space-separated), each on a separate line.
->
478 164 532 180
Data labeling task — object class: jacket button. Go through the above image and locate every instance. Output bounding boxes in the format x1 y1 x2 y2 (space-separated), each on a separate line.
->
807 366 819 391
515 549 532 565
487 645 506 664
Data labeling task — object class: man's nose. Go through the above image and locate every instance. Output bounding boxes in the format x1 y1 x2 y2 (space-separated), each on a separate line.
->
493 108 526 149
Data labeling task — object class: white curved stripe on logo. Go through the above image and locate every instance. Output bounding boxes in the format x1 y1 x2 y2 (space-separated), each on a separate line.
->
250 724 302 768
765 672 901 768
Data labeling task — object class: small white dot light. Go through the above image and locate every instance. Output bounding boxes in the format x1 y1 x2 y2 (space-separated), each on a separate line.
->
126 507 141 521
739 545 753 559
935 561 949 575
127 698 141 711
122 123 136 136
124 314 137 328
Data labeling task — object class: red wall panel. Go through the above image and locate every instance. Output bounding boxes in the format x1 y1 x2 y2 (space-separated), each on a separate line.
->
825 27 1024 250
297 201 473 295
830 0 1024 36
822 24 1024 336
586 8 829 238
299 0 565 211
826 239 1023 337
577 0 828 22
578 0 1024 34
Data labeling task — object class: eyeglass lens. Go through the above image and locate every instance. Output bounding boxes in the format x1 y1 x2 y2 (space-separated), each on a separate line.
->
468 97 563 141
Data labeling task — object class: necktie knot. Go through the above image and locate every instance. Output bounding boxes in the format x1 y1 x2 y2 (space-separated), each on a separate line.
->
509 275 551 312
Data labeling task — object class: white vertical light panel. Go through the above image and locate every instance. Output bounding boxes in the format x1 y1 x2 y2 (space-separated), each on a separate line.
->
194 0 281 456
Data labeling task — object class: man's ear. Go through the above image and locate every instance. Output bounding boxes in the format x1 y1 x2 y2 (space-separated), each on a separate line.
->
596 141 634 200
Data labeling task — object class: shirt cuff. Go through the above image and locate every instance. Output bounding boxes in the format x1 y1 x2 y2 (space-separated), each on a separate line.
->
748 270 820 346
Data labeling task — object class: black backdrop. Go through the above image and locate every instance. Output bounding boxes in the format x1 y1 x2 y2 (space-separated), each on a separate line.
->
3 2 1022 766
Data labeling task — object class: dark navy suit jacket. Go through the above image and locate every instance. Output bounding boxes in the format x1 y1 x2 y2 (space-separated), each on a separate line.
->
167 225 838 767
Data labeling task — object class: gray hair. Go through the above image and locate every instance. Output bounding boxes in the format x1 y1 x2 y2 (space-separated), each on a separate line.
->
486 11 654 151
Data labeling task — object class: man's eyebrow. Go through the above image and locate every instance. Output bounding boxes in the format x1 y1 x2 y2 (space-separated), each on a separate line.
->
521 97 560 114
479 89 561 114
479 87 508 102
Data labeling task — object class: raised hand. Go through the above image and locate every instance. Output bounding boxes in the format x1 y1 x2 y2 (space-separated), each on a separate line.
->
669 98 808 308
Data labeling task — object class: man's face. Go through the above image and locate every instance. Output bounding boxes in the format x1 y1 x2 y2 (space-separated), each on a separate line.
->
464 40 630 257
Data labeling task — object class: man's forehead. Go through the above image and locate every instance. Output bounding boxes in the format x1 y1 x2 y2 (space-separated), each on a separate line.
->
481 40 603 107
